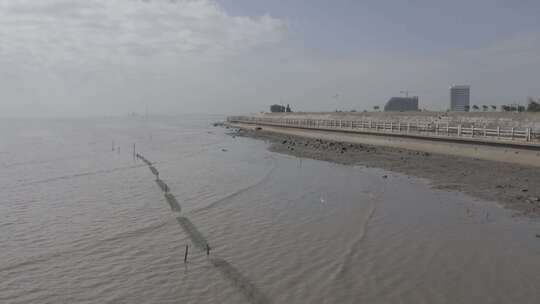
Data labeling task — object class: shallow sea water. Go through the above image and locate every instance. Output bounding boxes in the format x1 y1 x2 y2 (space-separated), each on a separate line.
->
1 116 539 303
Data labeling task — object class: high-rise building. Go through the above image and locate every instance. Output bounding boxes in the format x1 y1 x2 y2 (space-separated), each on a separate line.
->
450 85 470 111
384 96 419 111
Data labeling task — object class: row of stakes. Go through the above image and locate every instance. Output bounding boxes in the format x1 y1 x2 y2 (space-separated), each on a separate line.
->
132 147 270 303
135 151 211 263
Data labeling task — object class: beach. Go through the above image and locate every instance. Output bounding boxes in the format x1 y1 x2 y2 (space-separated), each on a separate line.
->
227 122 540 217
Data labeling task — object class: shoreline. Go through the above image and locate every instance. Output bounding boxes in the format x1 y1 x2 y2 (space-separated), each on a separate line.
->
226 123 540 217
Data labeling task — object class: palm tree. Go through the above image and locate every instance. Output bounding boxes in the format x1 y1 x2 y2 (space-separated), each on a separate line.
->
472 105 480 111
482 105 488 111
491 105 497 111
373 106 380 111
464 105 470 112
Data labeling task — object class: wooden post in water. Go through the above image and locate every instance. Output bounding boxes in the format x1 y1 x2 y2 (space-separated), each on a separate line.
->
206 244 210 256
184 245 189 263
133 144 136 160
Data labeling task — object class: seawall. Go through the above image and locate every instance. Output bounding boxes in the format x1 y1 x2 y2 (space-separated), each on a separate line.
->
251 111 540 129
228 112 540 147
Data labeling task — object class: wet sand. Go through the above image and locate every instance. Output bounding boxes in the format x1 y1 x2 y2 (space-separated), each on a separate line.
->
227 123 540 217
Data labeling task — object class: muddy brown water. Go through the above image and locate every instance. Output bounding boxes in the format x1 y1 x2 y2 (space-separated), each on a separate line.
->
1 117 539 303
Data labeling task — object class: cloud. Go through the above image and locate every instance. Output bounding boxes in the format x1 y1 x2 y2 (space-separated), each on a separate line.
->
0 0 286 68
0 1 538 116
0 0 286 116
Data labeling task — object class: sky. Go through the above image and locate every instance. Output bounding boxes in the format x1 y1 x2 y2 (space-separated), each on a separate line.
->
1 0 539 117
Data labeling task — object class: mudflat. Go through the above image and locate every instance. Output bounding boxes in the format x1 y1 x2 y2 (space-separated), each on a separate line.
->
227 123 540 217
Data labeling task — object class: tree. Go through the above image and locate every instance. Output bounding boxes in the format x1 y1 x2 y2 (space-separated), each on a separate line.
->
286 104 292 112
464 105 470 112
270 104 285 112
482 105 488 111
373 106 380 111
491 105 497 111
501 105 511 112
527 98 540 112
472 105 479 111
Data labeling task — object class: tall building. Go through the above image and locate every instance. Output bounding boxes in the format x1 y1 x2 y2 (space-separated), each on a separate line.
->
384 96 419 111
450 85 470 111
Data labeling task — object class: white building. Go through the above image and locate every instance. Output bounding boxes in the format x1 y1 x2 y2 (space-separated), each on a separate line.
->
450 85 470 111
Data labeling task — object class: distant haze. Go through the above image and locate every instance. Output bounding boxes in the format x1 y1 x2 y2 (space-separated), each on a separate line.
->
1 0 539 117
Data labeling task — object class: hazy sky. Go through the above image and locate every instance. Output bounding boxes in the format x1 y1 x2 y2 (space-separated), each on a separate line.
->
1 0 539 117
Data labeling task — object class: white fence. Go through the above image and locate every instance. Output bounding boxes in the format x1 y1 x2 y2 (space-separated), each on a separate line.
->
227 116 539 144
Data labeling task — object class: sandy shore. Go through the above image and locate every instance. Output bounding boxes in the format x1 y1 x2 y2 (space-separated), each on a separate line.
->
226 122 540 217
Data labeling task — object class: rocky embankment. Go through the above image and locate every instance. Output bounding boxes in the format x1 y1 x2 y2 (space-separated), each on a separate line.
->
231 127 540 217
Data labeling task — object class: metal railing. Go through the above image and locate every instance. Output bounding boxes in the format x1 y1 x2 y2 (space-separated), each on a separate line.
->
227 116 539 144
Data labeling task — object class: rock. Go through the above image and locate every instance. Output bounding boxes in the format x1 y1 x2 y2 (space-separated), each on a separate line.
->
282 140 287 144
529 196 540 202
221 148 228 152
255 127 262 130
495 185 504 189
382 175 388 179
522 188 529 192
